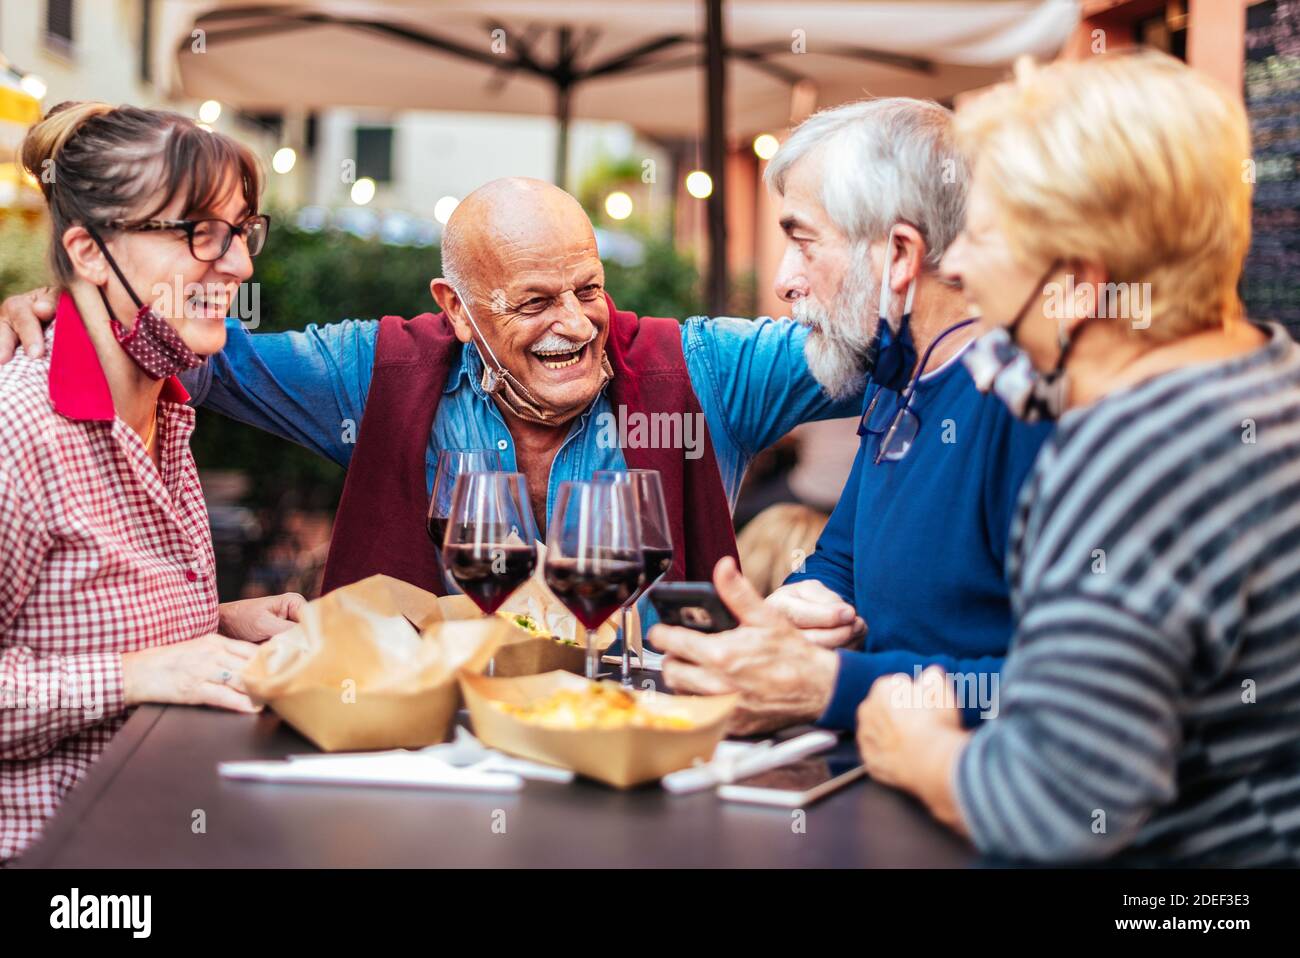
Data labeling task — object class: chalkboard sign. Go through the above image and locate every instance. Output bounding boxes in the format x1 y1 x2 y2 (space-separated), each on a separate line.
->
1244 0 1300 333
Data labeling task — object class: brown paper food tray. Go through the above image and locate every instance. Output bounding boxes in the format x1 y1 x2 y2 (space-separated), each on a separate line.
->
243 575 510 751
459 670 736 788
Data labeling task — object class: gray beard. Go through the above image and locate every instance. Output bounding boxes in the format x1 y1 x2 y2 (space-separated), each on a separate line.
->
794 256 882 400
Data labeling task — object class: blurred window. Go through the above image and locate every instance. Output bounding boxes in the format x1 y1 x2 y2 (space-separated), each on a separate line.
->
139 0 153 83
46 0 75 52
355 126 394 184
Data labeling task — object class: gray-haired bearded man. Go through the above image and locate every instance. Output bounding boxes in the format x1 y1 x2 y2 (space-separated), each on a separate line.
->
650 98 1054 735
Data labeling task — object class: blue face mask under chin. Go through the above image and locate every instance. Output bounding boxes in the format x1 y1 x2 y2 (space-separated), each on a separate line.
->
867 227 918 393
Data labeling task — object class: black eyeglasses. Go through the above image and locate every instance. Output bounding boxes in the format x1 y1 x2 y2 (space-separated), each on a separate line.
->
101 214 270 262
858 318 977 465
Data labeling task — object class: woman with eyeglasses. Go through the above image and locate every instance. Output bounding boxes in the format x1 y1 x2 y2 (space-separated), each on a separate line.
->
855 51 1300 865
0 101 302 863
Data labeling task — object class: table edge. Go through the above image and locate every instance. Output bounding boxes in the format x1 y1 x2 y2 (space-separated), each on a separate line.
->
16 704 168 868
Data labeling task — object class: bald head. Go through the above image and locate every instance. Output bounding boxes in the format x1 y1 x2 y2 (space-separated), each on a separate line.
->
441 177 595 300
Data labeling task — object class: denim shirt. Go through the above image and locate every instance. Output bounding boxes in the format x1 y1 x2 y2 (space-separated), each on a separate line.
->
183 314 862 624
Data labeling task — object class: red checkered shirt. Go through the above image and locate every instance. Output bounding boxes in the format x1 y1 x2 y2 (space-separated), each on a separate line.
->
0 293 218 861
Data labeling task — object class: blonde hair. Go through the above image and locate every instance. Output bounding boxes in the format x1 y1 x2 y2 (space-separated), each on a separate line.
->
955 50 1252 341
21 101 263 285
736 503 830 597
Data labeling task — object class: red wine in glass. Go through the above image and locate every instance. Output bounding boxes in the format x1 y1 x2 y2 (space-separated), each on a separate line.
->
543 555 645 629
426 515 449 546
444 539 538 614
640 546 674 592
428 449 503 549
593 469 674 683
443 472 539 616
545 481 642 679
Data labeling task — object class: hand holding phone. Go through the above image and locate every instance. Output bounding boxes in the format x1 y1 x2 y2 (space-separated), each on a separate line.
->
649 581 740 633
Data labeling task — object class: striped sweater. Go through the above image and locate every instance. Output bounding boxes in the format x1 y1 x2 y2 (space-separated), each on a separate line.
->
956 322 1300 865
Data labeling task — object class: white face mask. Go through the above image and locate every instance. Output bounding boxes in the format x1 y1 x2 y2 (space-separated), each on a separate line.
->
456 291 612 427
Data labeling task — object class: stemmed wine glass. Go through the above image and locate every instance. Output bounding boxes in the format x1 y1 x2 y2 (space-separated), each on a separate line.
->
544 481 643 679
442 472 538 616
428 449 502 592
594 469 674 684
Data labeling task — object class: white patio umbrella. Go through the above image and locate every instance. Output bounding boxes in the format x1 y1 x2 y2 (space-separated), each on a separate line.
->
155 0 1079 310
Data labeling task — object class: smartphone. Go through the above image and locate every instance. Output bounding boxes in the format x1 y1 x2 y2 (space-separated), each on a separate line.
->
717 757 866 807
649 581 740 633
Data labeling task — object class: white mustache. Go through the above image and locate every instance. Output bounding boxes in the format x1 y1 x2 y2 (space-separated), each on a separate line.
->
530 331 594 355
792 298 826 330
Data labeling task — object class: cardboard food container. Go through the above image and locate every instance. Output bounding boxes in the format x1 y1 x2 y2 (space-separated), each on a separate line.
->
439 547 640 678
242 575 512 752
459 670 737 788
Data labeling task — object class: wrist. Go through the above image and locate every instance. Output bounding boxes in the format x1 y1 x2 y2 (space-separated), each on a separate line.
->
216 601 233 637
803 645 839 722
120 650 143 707
915 726 970 832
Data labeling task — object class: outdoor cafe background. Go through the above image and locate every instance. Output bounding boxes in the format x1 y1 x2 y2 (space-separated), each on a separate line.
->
0 0 1293 603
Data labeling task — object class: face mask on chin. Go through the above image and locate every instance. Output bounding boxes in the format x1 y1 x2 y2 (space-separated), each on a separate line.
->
456 291 613 427
87 227 204 380
961 260 1078 423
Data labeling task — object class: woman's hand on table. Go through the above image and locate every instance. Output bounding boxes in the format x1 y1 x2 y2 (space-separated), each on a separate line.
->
764 579 866 648
218 592 306 643
856 666 972 834
121 634 262 713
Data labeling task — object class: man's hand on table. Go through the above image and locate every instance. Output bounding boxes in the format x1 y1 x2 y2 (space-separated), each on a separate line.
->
764 579 866 649
649 556 839 736
219 592 306 643
0 286 56 362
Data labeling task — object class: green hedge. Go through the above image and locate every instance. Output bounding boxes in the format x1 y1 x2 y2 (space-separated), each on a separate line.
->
0 216 54 295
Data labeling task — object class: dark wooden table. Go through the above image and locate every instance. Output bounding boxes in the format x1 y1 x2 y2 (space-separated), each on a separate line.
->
20 680 979 868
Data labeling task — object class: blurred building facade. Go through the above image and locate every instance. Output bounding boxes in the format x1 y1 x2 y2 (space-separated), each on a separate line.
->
0 1 671 243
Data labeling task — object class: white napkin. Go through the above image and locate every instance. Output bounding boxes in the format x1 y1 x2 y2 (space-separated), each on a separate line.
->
218 728 575 791
422 727 575 783
218 752 523 791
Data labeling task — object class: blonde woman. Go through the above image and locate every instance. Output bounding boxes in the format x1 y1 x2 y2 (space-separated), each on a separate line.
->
856 52 1300 865
0 102 303 862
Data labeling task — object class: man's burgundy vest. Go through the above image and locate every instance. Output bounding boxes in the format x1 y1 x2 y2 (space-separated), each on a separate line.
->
320 294 739 595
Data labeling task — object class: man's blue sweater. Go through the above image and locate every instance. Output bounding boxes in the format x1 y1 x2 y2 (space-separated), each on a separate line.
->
786 347 1052 729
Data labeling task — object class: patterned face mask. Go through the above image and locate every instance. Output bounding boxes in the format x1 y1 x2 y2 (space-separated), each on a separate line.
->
961 261 1072 424
87 228 204 380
